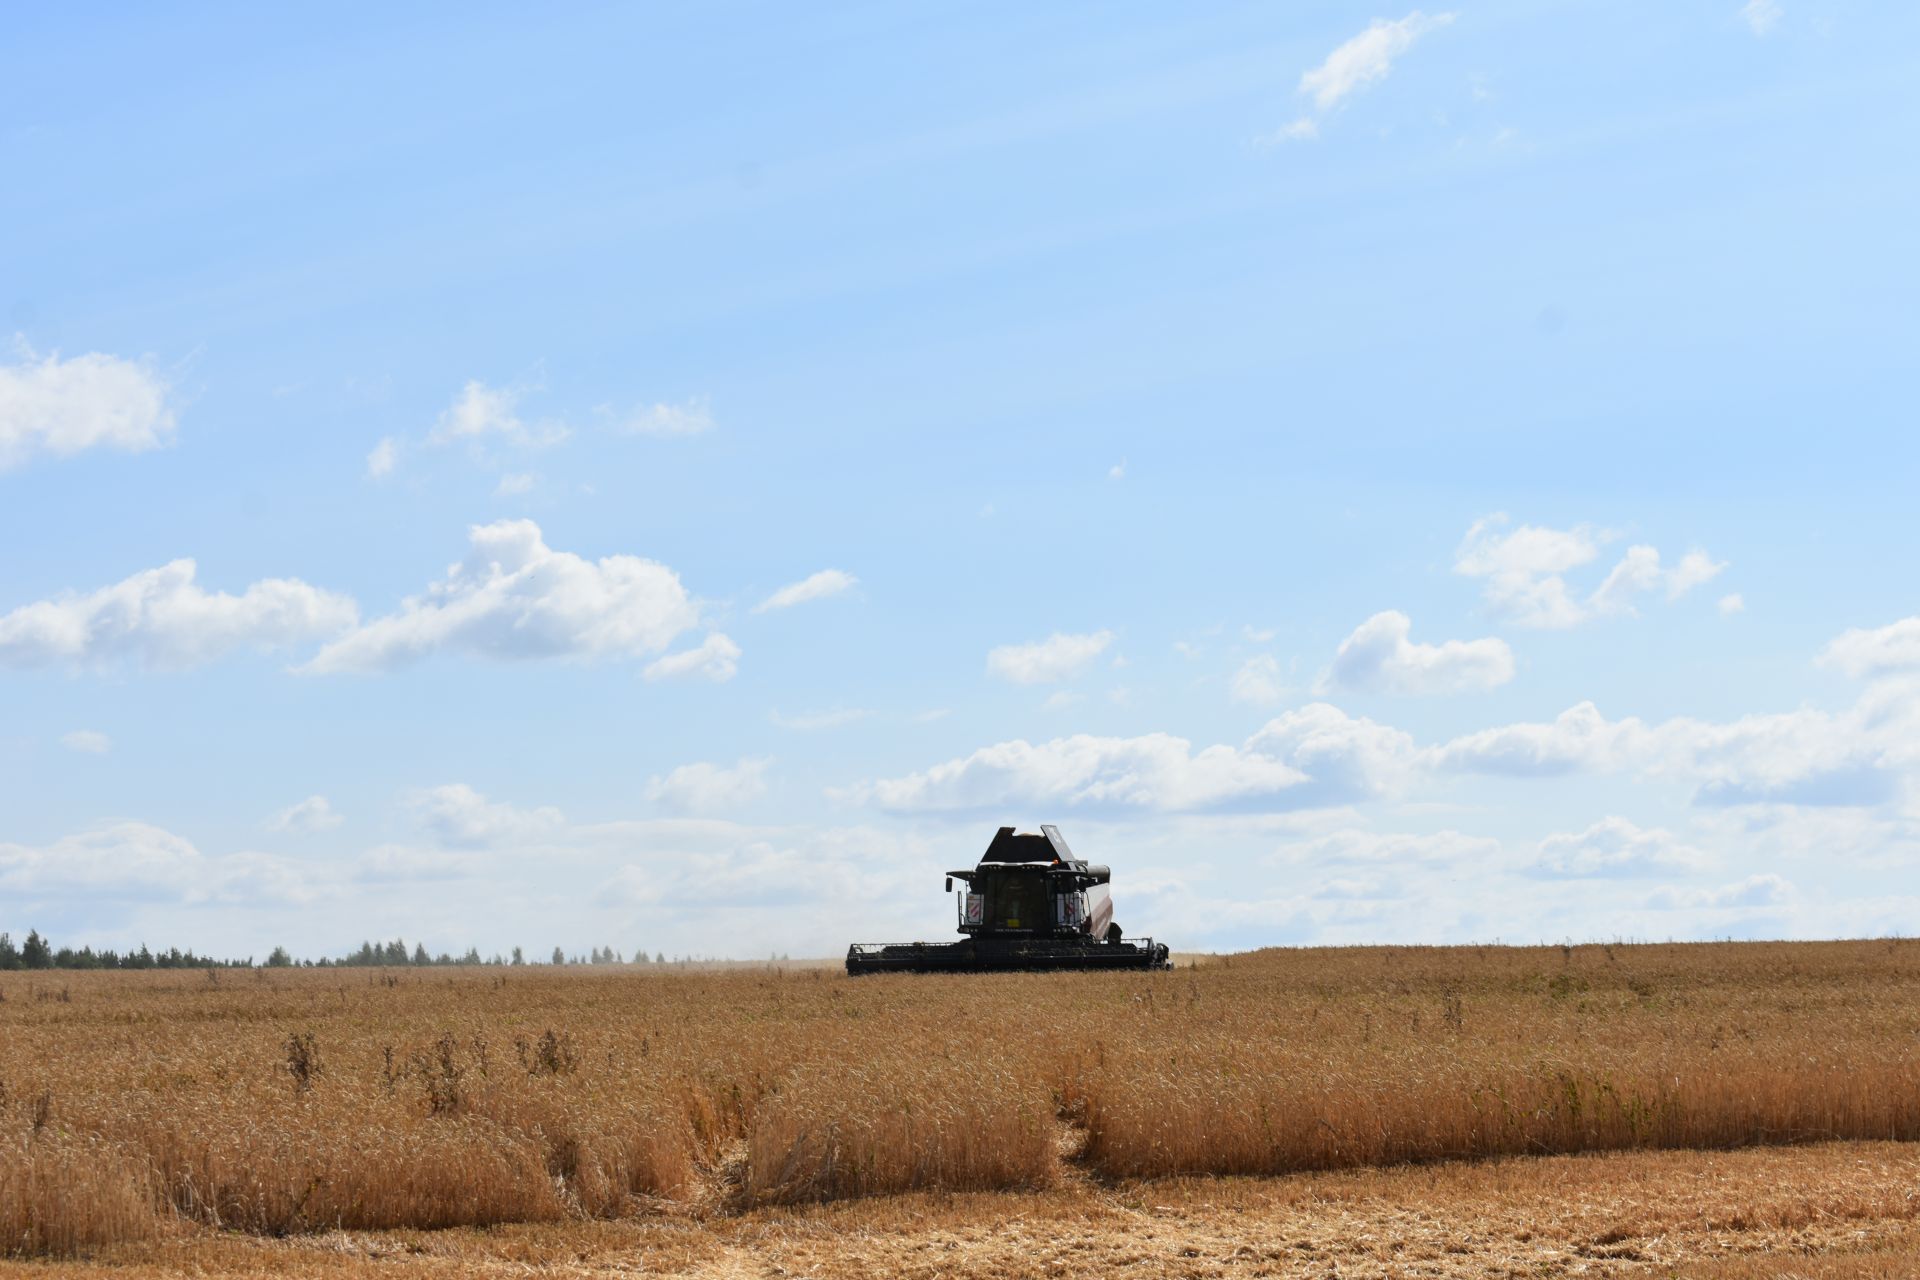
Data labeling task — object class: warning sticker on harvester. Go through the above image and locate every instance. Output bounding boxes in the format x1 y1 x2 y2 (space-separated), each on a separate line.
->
964 894 984 925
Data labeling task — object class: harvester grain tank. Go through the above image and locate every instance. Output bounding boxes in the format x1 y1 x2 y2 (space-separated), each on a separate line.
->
845 824 1172 975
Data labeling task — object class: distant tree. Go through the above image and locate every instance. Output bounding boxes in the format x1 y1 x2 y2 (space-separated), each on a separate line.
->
412 943 430 966
511 946 524 966
22 930 52 970
0 933 18 970
551 946 565 966
655 951 665 965
266 946 293 967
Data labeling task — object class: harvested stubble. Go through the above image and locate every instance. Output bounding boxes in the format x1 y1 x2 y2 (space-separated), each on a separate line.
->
0 939 1915 1258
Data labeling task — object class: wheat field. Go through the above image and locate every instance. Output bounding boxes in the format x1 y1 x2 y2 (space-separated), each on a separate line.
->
3 939 1918 1276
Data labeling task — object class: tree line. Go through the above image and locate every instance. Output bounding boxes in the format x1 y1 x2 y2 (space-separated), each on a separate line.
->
0 931 693 971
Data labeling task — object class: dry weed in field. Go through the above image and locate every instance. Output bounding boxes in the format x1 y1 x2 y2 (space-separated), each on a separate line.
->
0 939 1915 1260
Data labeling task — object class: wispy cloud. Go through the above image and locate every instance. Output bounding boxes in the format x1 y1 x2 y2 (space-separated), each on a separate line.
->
645 757 770 814
267 794 343 833
365 436 398 479
1230 655 1289 707
613 396 714 437
643 632 741 683
1271 11 1456 143
429 380 568 449
769 707 871 730
754 569 858 613
986 630 1114 684
1741 0 1783 36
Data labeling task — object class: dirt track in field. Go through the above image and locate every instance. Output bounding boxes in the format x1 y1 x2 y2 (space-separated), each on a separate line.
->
12 1139 1920 1279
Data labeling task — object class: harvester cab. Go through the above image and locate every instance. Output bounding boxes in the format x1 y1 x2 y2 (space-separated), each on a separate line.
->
846 824 1172 975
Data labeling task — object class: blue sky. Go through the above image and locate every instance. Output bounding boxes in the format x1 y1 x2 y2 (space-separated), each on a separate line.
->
3 2 1917 959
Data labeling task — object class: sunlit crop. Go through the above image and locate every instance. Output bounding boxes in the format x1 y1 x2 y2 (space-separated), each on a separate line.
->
2 939 1915 1262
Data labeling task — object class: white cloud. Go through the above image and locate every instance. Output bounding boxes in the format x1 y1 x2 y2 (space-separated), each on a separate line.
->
1819 618 1920 679
987 630 1114 684
428 380 567 448
365 436 398 479
1688 805 1920 876
0 558 357 671
1588 545 1727 617
754 569 858 613
645 758 770 815
1243 703 1419 805
0 342 176 471
1231 654 1289 707
267 795 343 833
356 844 474 882
848 733 1302 814
494 471 535 497
408 783 564 847
1454 514 1603 627
1665 550 1728 599
770 707 871 730
1323 610 1514 695
1300 12 1456 110
1719 592 1746 616
847 703 1412 814
302 520 701 674
1534 816 1712 878
1108 459 1126 480
1269 827 1501 868
1042 690 1082 711
1267 117 1320 144
1741 0 1783 36
1432 677 1920 809
643 632 740 683
1297 11 1456 111
60 729 110 754
1454 516 1725 627
0 821 313 904
1647 873 1791 910
589 823 921 921
1429 700 1639 776
615 396 714 438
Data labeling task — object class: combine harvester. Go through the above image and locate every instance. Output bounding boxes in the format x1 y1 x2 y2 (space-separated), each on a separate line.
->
846 824 1172 975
